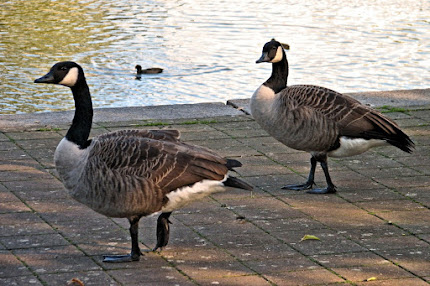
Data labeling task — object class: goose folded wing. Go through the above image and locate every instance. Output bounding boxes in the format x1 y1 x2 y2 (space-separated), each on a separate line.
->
96 129 180 142
88 135 228 193
290 85 402 140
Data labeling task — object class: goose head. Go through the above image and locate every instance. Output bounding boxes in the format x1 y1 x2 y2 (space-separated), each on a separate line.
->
256 39 285 64
34 61 83 88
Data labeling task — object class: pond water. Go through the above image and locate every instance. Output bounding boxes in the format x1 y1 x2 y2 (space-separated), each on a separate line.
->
1 0 429 114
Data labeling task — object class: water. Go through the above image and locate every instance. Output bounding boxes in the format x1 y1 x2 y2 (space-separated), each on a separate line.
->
1 0 429 114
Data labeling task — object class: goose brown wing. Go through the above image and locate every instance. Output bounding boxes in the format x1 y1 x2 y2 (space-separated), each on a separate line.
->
96 129 180 142
285 85 414 152
88 133 228 193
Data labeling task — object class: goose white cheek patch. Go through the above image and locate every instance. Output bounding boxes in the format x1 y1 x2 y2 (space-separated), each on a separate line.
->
59 67 79 87
270 46 284 63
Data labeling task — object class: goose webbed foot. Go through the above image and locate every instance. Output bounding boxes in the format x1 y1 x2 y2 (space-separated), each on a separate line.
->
103 250 142 263
103 216 143 263
153 212 172 252
282 181 315 191
306 185 337 194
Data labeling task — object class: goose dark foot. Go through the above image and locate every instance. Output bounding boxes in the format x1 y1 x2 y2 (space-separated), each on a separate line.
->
103 216 143 263
282 181 315 191
306 185 337 194
103 250 142 263
153 212 172 252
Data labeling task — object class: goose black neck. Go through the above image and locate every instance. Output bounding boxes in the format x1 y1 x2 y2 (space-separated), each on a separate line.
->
264 51 289 94
66 80 93 149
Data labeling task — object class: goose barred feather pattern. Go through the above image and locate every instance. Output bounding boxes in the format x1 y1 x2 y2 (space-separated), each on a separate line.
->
276 85 414 153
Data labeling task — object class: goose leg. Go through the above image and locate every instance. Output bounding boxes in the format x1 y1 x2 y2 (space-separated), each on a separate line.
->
103 216 143 263
282 156 317 190
153 212 172 251
307 156 337 194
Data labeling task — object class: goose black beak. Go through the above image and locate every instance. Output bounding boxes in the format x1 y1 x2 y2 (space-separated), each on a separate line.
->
34 72 55 84
256 52 270 63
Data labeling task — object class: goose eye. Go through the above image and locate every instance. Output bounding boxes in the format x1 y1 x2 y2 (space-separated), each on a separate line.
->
60 66 68 71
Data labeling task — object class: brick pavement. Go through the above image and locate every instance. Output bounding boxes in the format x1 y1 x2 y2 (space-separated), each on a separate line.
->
1 105 429 285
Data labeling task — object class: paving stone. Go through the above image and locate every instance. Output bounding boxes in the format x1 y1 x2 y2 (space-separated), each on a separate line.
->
356 166 422 178
337 224 409 240
356 199 426 213
22 254 102 275
0 233 69 250
312 251 390 268
333 263 415 282
253 217 327 234
374 175 430 189
0 189 21 203
418 233 430 244
39 271 120 286
377 210 430 234
180 130 231 141
264 268 345 286
14 139 59 150
177 259 254 279
0 141 19 151
224 196 307 221
25 149 56 168
0 275 43 286
0 250 32 278
226 243 297 262
0 133 9 141
242 173 306 194
280 229 367 255
337 154 404 169
0 166 52 182
107 266 189 284
245 253 321 273
357 235 428 251
52 217 128 245
163 246 233 266
234 164 291 177
0 212 47 225
355 277 430 286
376 247 430 277
338 188 408 202
0 200 31 213
5 131 63 140
26 199 106 223
0 222 55 237
191 274 270 286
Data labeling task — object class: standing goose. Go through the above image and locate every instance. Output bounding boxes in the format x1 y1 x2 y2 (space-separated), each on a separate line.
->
34 61 252 262
251 39 414 194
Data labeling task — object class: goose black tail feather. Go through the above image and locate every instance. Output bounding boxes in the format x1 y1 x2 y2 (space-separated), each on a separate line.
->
226 159 242 170
224 177 253 191
364 112 415 153
386 128 415 153
364 127 415 154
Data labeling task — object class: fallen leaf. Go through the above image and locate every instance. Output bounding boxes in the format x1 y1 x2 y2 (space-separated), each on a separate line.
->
67 278 85 286
365 277 377 282
300 235 321 242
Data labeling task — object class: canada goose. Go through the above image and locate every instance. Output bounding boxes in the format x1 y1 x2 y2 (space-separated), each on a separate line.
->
135 64 163 74
251 39 414 194
34 61 252 262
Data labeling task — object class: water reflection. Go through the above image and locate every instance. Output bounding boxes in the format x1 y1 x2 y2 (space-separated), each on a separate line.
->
1 0 429 114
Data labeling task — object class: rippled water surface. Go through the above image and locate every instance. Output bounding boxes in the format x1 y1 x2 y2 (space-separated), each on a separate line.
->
1 0 429 114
